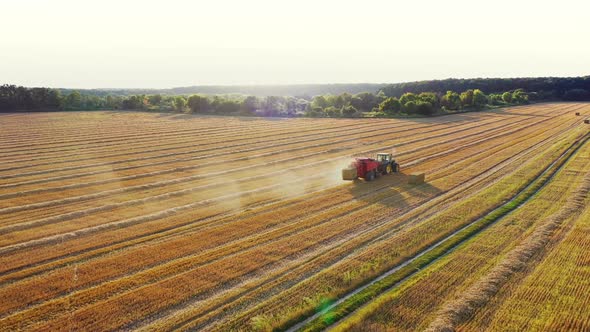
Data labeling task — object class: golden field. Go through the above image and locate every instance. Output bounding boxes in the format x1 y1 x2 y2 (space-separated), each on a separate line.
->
1 103 589 331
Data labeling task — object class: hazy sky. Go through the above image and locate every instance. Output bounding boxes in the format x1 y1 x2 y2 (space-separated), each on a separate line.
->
1 0 589 88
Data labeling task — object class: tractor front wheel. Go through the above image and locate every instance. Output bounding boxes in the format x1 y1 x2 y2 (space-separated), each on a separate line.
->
386 164 393 174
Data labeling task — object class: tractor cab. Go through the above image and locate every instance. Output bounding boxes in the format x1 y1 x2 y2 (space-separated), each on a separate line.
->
376 153 393 163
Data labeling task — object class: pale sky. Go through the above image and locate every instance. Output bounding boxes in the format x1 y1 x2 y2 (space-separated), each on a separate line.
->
1 0 589 88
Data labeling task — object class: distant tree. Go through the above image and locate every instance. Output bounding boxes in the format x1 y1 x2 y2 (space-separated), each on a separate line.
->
340 92 353 105
306 106 324 117
148 94 163 106
563 89 590 101
402 101 417 114
47 89 63 109
526 91 540 101
209 96 222 112
216 99 241 114
460 89 474 107
83 95 103 109
187 95 210 113
353 92 380 111
375 90 387 104
472 89 488 107
29 88 62 110
379 97 401 114
261 96 284 116
311 95 329 109
173 96 187 112
418 92 439 108
294 98 310 115
350 96 364 110
323 106 340 117
240 95 259 115
65 91 82 109
122 95 144 110
488 94 504 105
0 85 18 111
512 89 529 104
341 105 357 117
399 92 417 105
415 101 435 115
333 94 346 108
0 85 65 111
16 86 33 108
284 97 297 116
502 91 513 103
440 91 461 110
105 95 121 109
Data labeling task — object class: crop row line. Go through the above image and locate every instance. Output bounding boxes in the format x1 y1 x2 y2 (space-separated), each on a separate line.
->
290 130 590 332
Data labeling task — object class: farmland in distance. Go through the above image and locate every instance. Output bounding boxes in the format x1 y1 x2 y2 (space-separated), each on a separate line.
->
1 103 589 331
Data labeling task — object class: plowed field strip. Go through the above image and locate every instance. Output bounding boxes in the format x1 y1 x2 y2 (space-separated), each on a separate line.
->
29 122 586 332
0 115 474 178
1 104 561 172
163 117 588 327
0 117 388 163
0 106 584 330
0 108 577 286
212 121 585 332
0 111 534 207
0 109 552 223
0 114 503 183
0 104 584 332
0 108 569 248
335 130 590 332
0 104 584 274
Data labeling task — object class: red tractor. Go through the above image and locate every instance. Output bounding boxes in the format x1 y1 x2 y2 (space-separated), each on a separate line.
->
342 153 400 181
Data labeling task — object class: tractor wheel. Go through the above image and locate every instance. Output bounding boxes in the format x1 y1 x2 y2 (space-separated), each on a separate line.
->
366 171 375 181
386 164 393 174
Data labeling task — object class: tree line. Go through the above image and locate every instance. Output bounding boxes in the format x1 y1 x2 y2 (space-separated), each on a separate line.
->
0 85 528 117
380 76 590 101
376 89 530 116
2 76 589 116
0 84 372 116
0 85 62 111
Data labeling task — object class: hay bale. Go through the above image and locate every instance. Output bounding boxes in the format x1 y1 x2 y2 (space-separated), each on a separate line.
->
575 112 581 116
408 172 425 184
585 119 590 124
342 167 358 180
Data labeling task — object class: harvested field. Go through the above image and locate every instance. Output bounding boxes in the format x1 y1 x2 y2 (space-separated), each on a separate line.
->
1 103 589 331
333 131 590 332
